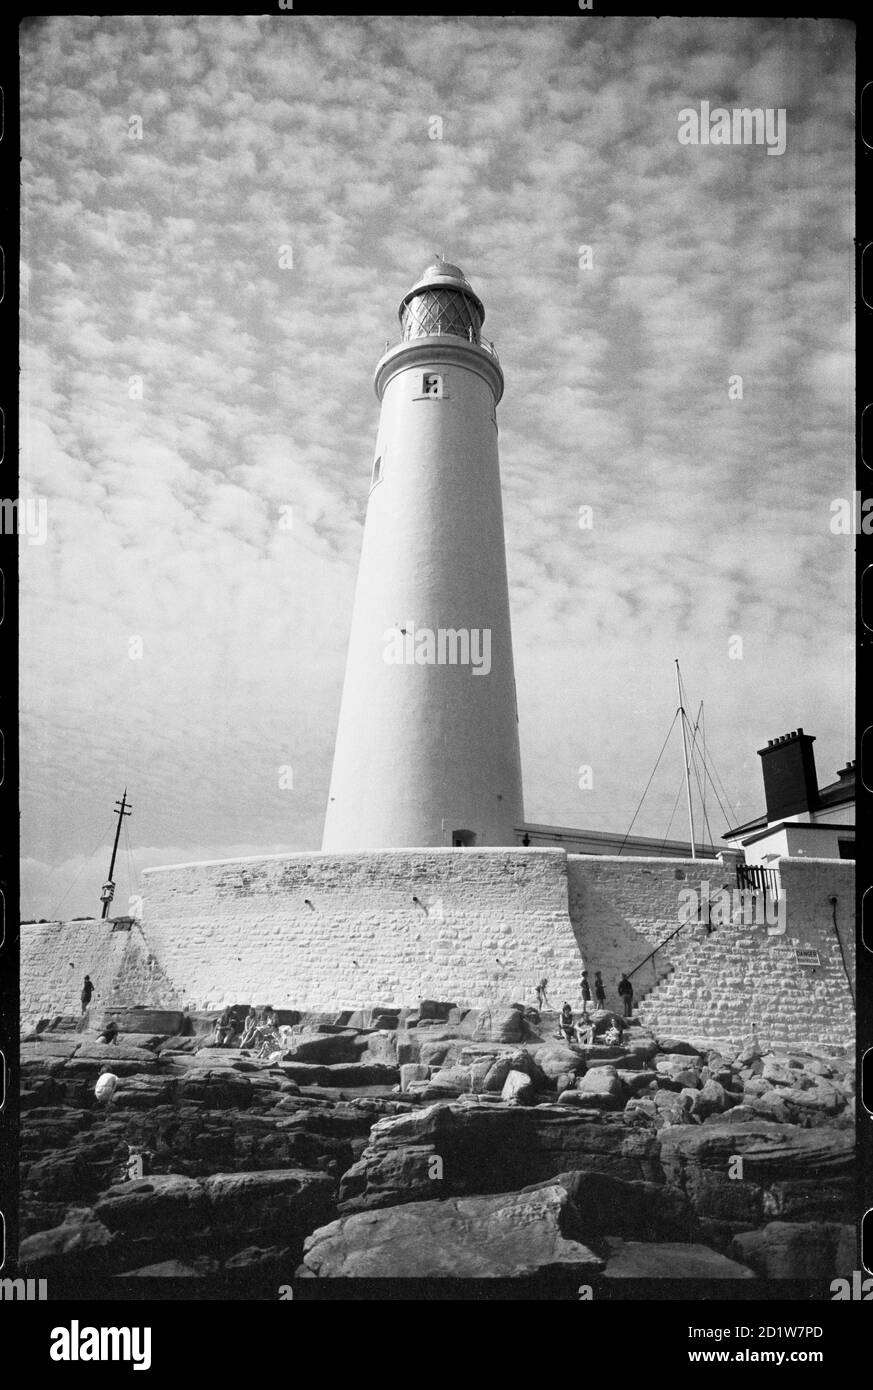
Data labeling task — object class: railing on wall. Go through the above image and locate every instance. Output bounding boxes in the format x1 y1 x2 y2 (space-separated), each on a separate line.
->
736 864 780 901
626 917 693 999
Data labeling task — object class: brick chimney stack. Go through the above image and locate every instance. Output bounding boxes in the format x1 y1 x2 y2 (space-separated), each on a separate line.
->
757 728 820 822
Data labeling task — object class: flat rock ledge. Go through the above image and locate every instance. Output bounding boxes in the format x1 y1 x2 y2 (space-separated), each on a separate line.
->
301 1184 604 1279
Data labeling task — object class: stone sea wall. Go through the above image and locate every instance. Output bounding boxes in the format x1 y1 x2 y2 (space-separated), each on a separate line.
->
20 850 855 1050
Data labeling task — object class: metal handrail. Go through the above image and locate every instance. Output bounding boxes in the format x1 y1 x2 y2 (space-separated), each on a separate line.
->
627 917 693 983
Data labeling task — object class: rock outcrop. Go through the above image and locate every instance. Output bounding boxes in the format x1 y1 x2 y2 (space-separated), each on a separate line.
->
302 1185 605 1279
17 1009 856 1284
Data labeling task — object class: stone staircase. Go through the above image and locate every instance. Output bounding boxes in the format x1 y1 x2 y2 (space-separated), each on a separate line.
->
626 922 708 1009
636 922 854 1053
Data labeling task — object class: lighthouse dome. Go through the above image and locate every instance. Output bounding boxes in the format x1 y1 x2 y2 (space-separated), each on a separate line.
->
422 260 466 281
399 259 485 343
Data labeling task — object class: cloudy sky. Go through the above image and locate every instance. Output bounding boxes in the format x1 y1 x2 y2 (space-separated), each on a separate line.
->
20 15 854 919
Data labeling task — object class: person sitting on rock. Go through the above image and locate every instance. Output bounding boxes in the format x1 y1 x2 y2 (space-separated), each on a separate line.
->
254 1006 281 1058
574 1016 594 1045
559 1002 575 1043
591 1010 626 1042
239 1008 258 1049
211 1006 233 1046
97 1019 119 1045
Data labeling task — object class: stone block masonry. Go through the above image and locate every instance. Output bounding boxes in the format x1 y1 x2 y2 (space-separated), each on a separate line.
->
566 854 724 1010
19 850 855 1051
137 849 582 1012
636 857 855 1051
19 917 183 1032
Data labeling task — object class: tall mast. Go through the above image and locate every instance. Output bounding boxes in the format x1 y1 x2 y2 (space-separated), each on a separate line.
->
100 789 132 919
675 660 696 857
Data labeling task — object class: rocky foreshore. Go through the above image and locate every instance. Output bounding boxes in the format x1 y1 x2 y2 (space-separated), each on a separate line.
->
19 1001 855 1284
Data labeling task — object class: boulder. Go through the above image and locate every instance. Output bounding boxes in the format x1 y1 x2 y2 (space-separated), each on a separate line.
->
624 1098 658 1121
533 1043 585 1082
432 1065 473 1093
501 1070 535 1105
488 1007 526 1044
201 1169 336 1239
19 1208 118 1276
617 1070 658 1097
603 1239 754 1279
399 1064 429 1093
418 1000 458 1023
658 1122 854 1227
707 1104 759 1125
482 1055 515 1093
659 1121 854 1182
655 1058 701 1089
655 1039 703 1058
689 1080 728 1120
336 1102 663 1206
119 1259 209 1277
760 1055 795 1087
652 1090 694 1126
280 1061 399 1089
339 1145 440 1210
354 1032 398 1065
556 1091 604 1109
729 1221 854 1279
94 1174 208 1235
20 1037 81 1059
762 1177 855 1224
418 1039 463 1069
281 1031 360 1065
577 1067 626 1110
469 1058 495 1092
303 1185 604 1278
779 1082 844 1118
370 1008 401 1029
748 1092 791 1124
526 1170 692 1242
222 1245 295 1275
102 1009 185 1036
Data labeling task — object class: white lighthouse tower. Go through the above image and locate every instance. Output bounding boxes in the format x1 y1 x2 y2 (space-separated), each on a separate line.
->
322 260 524 850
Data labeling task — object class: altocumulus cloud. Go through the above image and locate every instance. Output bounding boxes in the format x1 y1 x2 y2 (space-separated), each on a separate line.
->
20 16 853 916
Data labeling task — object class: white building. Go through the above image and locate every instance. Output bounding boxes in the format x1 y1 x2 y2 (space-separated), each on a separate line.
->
722 728 854 865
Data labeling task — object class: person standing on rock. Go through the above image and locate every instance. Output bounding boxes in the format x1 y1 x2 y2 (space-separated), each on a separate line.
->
81 974 94 1014
535 977 550 1010
579 971 592 1017
618 973 634 1018
594 971 606 1008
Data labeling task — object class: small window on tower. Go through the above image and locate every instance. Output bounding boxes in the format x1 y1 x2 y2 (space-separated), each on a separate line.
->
422 373 444 398
371 455 382 488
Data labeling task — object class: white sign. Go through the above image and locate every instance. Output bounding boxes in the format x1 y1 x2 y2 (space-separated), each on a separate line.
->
795 949 820 967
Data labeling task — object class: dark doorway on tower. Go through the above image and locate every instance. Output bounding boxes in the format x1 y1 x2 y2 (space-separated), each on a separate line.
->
452 829 477 847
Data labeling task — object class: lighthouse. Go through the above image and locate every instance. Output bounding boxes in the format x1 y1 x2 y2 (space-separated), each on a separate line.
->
321 260 525 850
